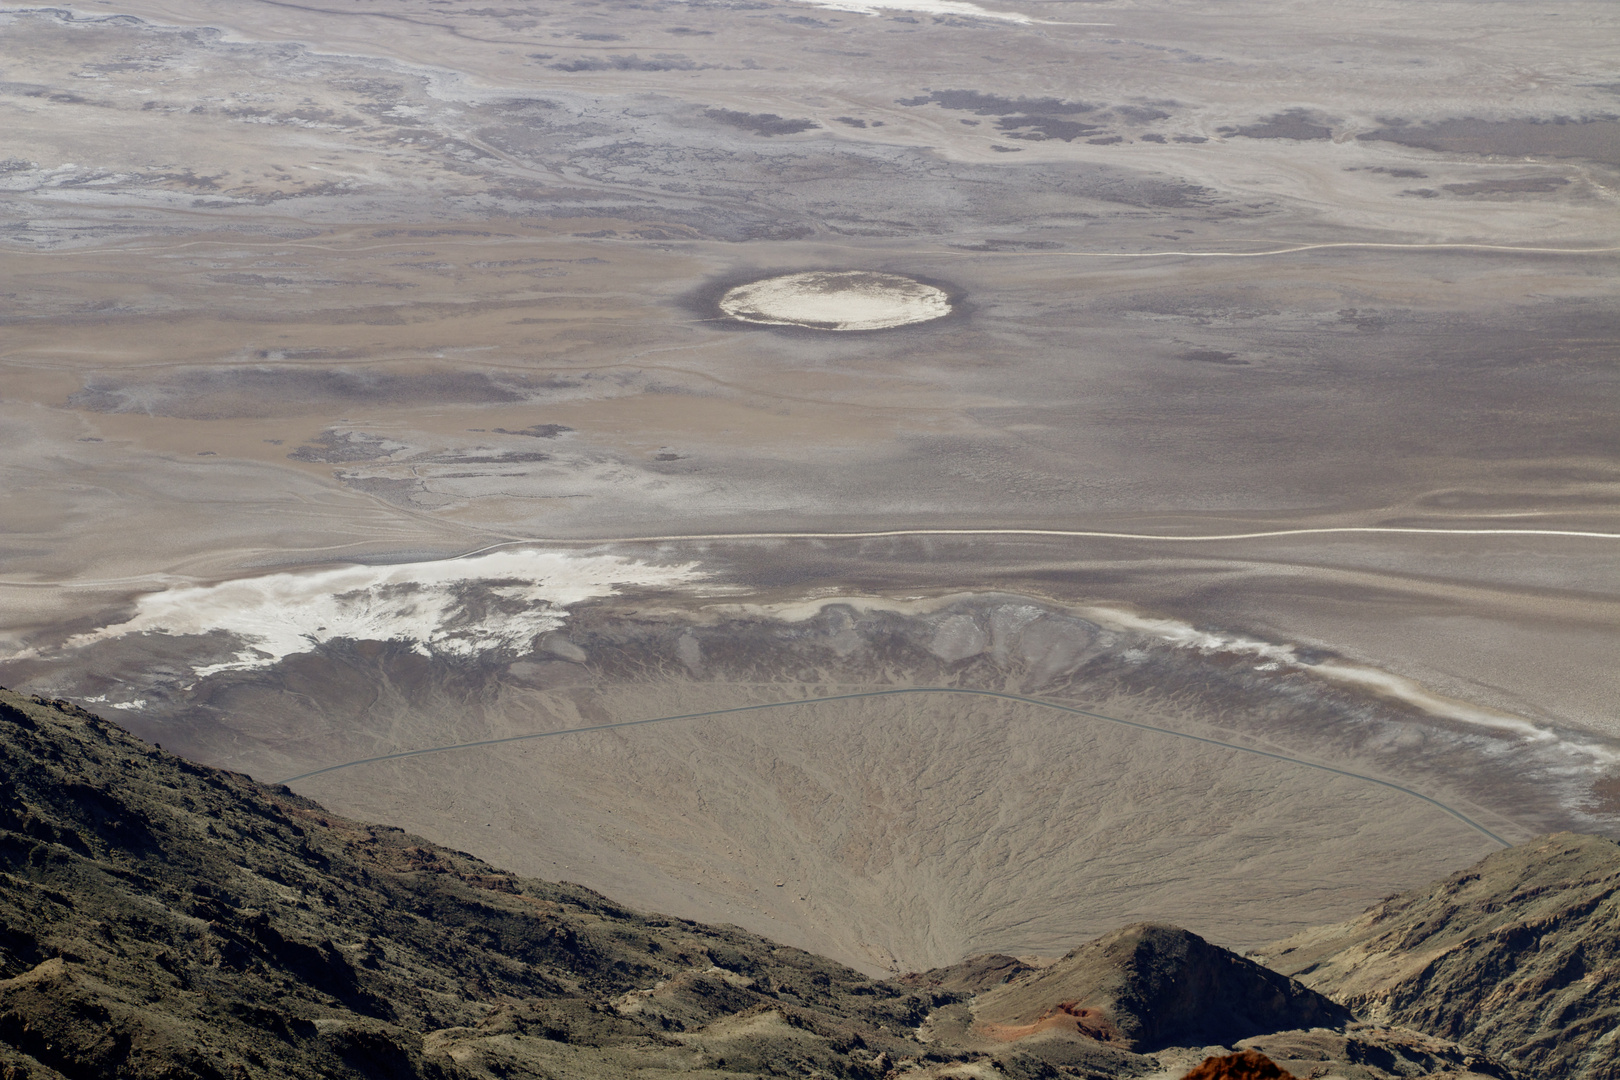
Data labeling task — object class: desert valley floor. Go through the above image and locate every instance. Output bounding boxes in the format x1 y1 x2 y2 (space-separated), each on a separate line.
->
1 0 1617 976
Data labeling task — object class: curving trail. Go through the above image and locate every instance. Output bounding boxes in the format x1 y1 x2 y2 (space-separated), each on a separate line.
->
920 241 1620 259
460 524 1620 556
82 237 1620 260
277 686 1513 846
4 526 1613 591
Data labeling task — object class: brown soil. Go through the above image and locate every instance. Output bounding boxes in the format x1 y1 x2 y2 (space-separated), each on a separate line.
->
1179 1050 1298 1080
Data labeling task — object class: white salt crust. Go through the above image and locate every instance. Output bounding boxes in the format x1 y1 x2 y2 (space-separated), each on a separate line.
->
719 271 952 331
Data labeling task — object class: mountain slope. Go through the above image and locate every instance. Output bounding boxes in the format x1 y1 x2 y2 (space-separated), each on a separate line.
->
968 923 1348 1052
0 688 946 1080
0 688 1528 1080
909 927 1506 1080
1258 833 1620 1080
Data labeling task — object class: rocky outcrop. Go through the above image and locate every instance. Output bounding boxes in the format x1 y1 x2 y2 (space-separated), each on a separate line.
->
1178 1050 1296 1080
971 923 1347 1052
1259 833 1620 1080
901 928 1504 1079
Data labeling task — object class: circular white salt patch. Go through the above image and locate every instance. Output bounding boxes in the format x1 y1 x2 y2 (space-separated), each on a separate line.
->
718 271 952 331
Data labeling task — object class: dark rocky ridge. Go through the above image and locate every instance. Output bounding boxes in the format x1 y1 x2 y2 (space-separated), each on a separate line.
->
1259 833 1620 1080
0 688 1566 1079
968 924 1349 1052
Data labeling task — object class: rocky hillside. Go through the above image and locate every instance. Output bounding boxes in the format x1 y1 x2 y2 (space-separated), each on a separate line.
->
0 688 1548 1079
0 689 949 1080
967 923 1347 1051
1259 833 1620 1080
914 928 1503 1080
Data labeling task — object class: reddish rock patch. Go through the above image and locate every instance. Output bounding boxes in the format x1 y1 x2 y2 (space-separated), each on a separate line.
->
977 1000 1122 1044
1179 1050 1297 1080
